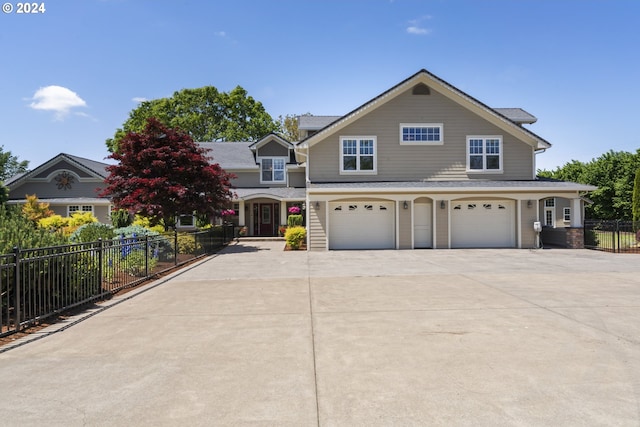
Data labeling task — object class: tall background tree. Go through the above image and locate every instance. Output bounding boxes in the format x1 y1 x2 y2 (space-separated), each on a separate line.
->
0 145 29 181
107 86 278 153
101 118 235 230
632 169 640 223
539 149 640 220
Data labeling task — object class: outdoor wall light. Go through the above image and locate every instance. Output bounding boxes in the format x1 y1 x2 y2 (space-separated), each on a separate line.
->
527 200 533 208
440 200 445 209
403 201 408 210
315 201 320 209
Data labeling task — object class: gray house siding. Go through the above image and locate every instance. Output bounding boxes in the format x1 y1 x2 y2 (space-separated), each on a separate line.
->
230 169 305 188
435 200 449 248
10 180 104 200
308 202 327 251
256 140 289 157
308 88 534 182
398 201 411 249
520 200 537 248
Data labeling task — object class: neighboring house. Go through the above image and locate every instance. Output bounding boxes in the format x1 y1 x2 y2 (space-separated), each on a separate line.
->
5 153 112 223
295 69 596 250
201 133 306 236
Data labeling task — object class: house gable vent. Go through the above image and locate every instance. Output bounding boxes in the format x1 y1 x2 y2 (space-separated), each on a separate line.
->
412 83 431 95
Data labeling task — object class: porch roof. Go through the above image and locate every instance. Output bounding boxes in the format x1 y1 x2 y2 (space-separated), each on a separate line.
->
307 179 596 193
233 187 306 201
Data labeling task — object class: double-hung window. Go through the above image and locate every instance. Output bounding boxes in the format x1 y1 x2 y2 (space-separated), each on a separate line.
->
340 136 376 174
400 123 443 145
467 136 502 172
261 158 286 183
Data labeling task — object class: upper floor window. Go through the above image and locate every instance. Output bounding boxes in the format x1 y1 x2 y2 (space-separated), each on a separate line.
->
340 136 376 174
400 123 443 145
261 158 286 183
467 136 502 172
68 205 93 216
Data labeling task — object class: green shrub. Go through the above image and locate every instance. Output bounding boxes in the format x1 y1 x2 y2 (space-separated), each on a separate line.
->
177 233 202 255
287 214 303 227
70 222 115 243
111 209 132 228
284 226 306 250
123 249 157 276
0 205 67 253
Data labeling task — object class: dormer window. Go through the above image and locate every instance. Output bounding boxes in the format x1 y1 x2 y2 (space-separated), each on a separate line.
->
261 158 286 183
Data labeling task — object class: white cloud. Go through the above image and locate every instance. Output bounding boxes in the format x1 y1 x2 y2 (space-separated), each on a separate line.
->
406 15 433 35
407 26 430 35
132 97 148 103
29 85 87 120
214 31 227 37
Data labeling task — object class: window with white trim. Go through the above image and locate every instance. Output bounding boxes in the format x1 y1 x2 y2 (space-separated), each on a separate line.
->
178 214 194 227
400 123 443 145
563 207 571 222
340 136 376 174
467 136 502 172
260 158 286 183
68 205 93 216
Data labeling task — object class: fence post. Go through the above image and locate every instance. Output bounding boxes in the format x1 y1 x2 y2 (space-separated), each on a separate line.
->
174 230 178 266
145 235 149 277
98 238 103 292
616 220 621 253
13 246 20 332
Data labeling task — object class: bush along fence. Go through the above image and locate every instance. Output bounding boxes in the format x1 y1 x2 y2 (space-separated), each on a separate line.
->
584 220 640 253
0 225 234 338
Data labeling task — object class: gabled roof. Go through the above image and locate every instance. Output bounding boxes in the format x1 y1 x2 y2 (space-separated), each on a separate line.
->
298 115 342 130
247 132 293 150
5 153 110 188
199 142 258 170
297 69 551 150
493 108 537 125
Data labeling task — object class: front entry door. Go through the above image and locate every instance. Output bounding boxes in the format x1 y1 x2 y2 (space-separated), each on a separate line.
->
259 203 275 236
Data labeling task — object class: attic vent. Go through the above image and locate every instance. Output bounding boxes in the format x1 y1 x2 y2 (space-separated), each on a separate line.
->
412 83 430 95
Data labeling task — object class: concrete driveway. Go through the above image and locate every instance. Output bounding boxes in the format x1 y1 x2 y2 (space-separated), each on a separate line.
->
1 242 639 426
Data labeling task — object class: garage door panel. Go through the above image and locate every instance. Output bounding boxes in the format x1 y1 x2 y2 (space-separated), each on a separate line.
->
329 202 395 250
451 200 515 248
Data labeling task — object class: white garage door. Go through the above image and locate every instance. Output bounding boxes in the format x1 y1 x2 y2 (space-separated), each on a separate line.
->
451 200 516 248
329 201 395 250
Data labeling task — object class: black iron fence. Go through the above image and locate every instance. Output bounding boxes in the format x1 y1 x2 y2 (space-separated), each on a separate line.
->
1 226 234 338
584 220 640 253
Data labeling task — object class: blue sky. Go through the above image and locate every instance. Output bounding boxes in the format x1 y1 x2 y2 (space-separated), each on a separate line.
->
1 0 638 173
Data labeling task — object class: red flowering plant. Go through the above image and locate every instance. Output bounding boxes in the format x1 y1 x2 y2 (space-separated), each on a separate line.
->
288 206 301 215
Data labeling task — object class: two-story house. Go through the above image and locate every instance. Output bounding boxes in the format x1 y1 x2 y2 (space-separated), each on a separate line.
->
295 69 595 250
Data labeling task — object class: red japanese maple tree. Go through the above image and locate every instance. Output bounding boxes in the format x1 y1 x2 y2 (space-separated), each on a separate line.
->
100 118 235 230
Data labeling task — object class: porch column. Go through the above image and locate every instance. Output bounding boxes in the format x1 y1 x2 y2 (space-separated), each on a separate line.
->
238 201 246 226
280 201 287 227
571 198 582 228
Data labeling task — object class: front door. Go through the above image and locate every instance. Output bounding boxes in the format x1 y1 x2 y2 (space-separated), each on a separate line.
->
259 203 275 236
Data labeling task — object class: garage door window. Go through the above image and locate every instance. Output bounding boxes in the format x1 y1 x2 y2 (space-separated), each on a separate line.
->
341 137 376 174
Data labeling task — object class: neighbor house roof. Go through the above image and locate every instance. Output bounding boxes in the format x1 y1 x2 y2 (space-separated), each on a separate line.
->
5 153 111 187
199 142 258 170
298 69 552 151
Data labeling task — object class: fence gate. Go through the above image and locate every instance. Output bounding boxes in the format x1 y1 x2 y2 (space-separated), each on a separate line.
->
584 220 640 253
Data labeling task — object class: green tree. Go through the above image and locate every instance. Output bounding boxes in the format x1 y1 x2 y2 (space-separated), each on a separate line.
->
107 86 278 152
101 118 235 230
0 145 29 181
276 114 303 142
539 149 640 220
632 169 640 223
